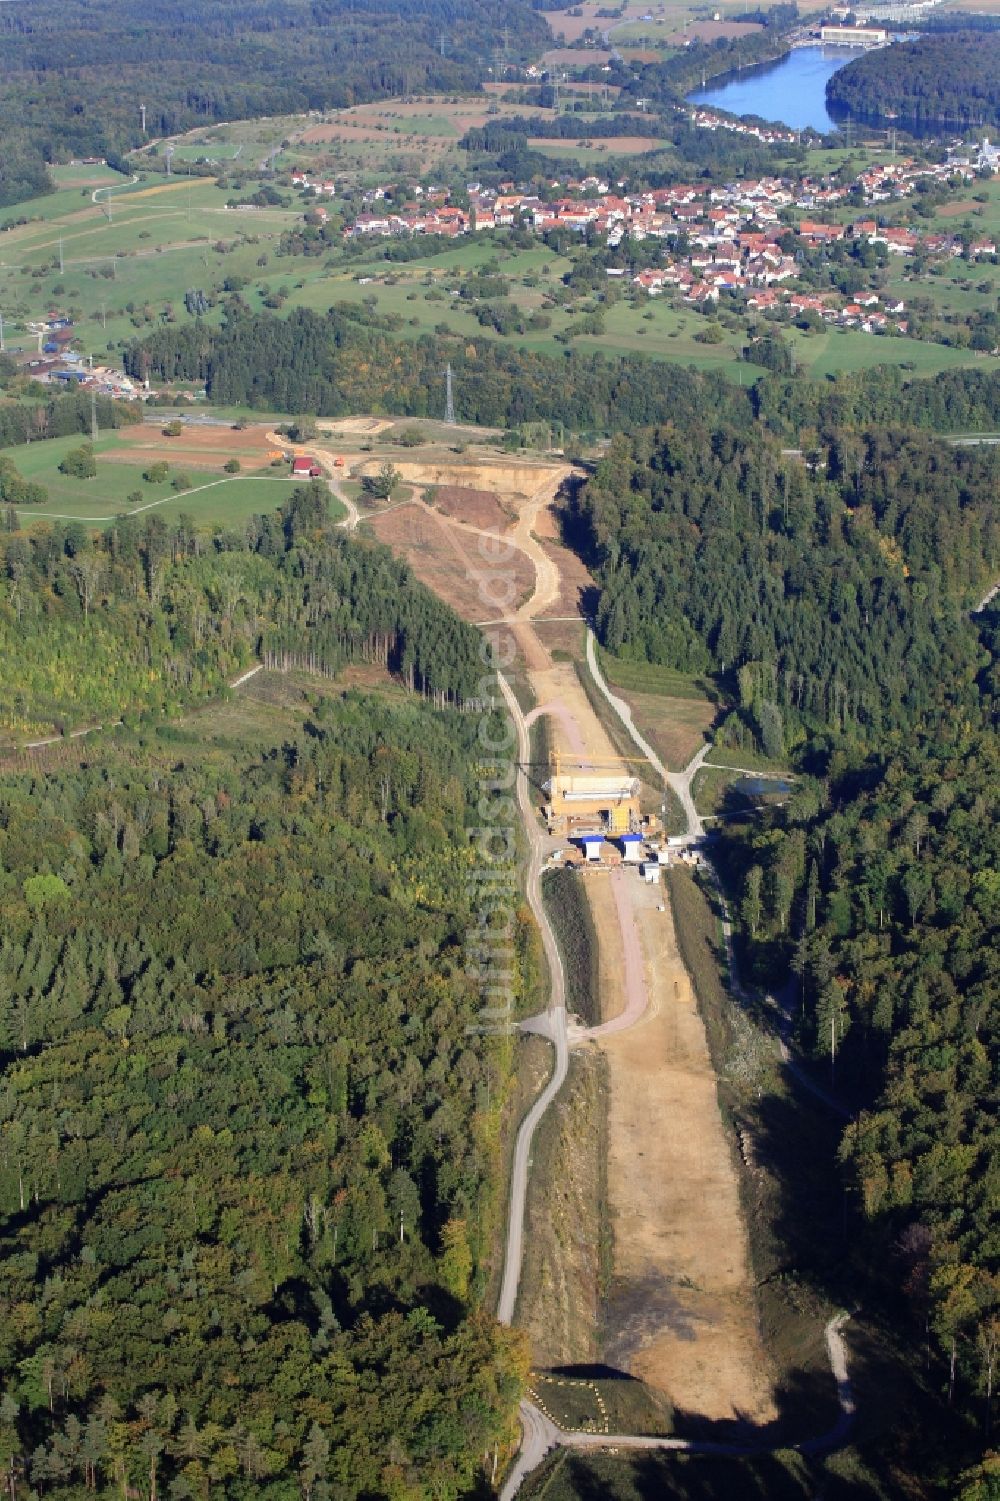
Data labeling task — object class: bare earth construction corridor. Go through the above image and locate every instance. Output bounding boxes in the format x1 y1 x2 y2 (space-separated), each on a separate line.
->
597 878 776 1423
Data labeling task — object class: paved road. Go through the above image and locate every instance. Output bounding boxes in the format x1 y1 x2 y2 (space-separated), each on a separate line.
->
585 623 850 1121
500 1402 562 1501
585 626 709 836
492 667 856 1497
495 674 570 1329
501 1313 854 1497
91 173 139 207
568 867 649 1043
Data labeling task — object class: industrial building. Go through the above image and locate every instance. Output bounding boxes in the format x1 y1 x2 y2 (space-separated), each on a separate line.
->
819 24 888 45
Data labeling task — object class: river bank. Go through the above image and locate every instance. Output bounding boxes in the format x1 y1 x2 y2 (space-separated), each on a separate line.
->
686 44 852 133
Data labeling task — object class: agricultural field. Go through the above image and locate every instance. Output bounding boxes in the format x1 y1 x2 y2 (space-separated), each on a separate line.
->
48 164 125 191
3 95 999 417
7 425 325 530
526 137 669 163
541 0 824 59
784 323 997 378
293 96 564 177
274 245 770 379
0 173 302 351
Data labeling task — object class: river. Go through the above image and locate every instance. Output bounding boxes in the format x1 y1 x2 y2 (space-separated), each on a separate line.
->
686 44 853 133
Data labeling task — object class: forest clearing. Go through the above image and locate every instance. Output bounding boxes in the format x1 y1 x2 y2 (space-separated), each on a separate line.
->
368 449 787 1447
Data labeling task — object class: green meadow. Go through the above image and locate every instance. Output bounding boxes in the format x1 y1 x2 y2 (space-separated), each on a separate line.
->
8 431 327 530
1 114 997 402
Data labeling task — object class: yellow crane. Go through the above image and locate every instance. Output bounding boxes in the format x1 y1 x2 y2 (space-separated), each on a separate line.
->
550 748 654 777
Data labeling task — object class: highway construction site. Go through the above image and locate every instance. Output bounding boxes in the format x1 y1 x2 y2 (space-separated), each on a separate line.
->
286 423 855 1495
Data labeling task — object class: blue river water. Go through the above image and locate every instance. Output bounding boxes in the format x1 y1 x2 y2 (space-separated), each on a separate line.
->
686 44 852 134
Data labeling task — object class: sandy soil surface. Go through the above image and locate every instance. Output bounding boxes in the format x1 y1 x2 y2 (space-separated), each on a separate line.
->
318 417 393 436
597 879 776 1423
581 872 628 1028
431 485 513 532
358 457 551 496
369 502 535 622
370 445 775 1427
527 661 617 759
577 867 652 1040
536 537 596 619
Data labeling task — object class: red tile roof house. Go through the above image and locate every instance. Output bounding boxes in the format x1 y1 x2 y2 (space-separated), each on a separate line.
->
746 288 781 309
876 228 918 255
797 221 845 244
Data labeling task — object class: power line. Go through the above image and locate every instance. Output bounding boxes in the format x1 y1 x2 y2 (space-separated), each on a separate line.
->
444 363 455 425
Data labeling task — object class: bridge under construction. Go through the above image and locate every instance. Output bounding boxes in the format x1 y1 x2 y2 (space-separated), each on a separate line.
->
543 750 659 838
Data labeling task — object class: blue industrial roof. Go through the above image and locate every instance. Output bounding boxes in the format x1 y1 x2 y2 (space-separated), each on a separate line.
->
619 832 642 842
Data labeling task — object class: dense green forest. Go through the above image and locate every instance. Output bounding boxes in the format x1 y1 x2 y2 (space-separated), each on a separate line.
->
572 412 1000 1485
0 0 548 206
124 305 747 435
719 715 1000 1446
0 684 528 1497
826 32 1000 128
749 366 1000 439
0 482 482 741
571 425 999 744
0 390 140 451
124 305 1000 440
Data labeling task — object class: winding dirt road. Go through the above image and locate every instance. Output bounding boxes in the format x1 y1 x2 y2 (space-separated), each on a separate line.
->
496 675 570 1331
585 626 709 836
238 438 858 1494
265 434 361 530
489 503 856 1498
